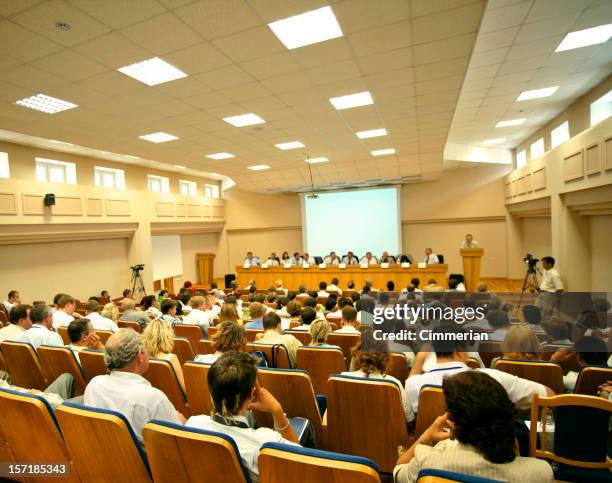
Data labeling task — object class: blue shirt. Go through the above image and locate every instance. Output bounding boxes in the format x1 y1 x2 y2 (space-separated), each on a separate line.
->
19 324 64 349
245 257 261 266
244 319 263 330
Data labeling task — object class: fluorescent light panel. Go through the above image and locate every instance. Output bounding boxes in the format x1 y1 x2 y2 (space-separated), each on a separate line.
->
206 152 235 160
138 132 178 143
117 57 187 86
306 157 329 164
371 148 395 156
483 138 505 145
49 139 74 145
174 165 185 169
223 113 265 127
356 128 387 139
516 86 559 101
555 23 612 52
124 155 139 159
248 164 270 171
329 91 373 110
275 141 304 150
15 94 77 114
495 118 525 128
268 6 343 50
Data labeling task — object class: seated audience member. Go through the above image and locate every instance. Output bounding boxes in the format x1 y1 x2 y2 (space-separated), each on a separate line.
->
120 299 150 329
598 380 612 400
275 296 290 318
327 297 351 318
182 296 212 334
302 296 325 321
196 321 247 364
446 278 461 292
295 285 309 300
84 300 118 332
394 371 554 483
290 252 302 265
85 329 184 441
551 336 609 392
541 316 572 345
2 290 20 313
244 302 266 330
101 302 120 322
422 278 444 292
487 310 511 341
0 304 31 343
0 372 82 409
347 280 356 290
411 278 423 293
274 279 288 295
67 318 103 362
100 290 110 299
19 304 64 349
185 351 299 482
475 281 488 292
498 325 542 363
398 285 423 304
284 300 302 330
157 289 169 304
52 295 76 329
210 281 225 301
257 312 302 367
160 299 181 326
356 297 375 325
308 320 337 347
335 306 360 334
292 307 317 331
380 251 396 264
360 251 378 265
121 289 133 301
267 252 280 266
343 330 414 423
522 304 543 332
142 295 162 318
406 325 553 414
244 251 261 266
219 303 241 325
577 310 604 337
324 297 337 314
143 319 185 390
183 281 193 290
386 280 395 292
327 277 342 295
317 281 330 298
323 251 341 265
423 248 440 264
342 251 359 265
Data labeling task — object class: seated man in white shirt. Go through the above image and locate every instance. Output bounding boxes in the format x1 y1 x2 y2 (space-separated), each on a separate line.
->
84 300 118 332
301 253 313 265
487 310 510 342
0 304 31 343
334 306 360 334
327 297 351 319
460 233 479 248
66 318 104 363
360 251 378 265
244 251 261 266
406 324 554 415
317 281 330 298
19 304 64 349
186 351 300 482
2 290 20 314
257 312 302 368
423 248 440 265
326 277 342 295
52 294 76 330
84 329 184 442
181 295 211 336
266 252 280 266
379 251 396 264
323 251 341 265
342 251 359 265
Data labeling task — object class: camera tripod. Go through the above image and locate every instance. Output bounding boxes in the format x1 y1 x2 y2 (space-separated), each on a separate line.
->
130 267 147 299
516 265 539 316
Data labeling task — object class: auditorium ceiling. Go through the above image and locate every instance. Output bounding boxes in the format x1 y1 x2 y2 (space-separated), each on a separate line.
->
0 0 610 193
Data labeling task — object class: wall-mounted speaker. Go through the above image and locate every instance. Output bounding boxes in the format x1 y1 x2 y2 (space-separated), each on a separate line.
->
44 193 56 206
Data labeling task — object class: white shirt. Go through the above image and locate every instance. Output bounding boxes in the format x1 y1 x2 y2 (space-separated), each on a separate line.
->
327 309 342 318
540 268 563 292
461 240 479 248
85 371 181 442
359 257 378 265
405 361 547 414
317 290 329 298
18 324 64 349
52 310 74 330
334 325 360 334
194 353 220 364
182 308 211 328
423 253 440 264
323 256 340 265
0 324 25 343
2 300 14 313
326 284 342 295
267 258 280 266
87 312 118 332
186 414 298 483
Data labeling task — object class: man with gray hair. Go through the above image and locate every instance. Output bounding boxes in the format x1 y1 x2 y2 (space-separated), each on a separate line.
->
84 329 184 441
119 299 149 329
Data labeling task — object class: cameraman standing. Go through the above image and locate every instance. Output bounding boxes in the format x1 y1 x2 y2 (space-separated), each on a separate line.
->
538 256 564 315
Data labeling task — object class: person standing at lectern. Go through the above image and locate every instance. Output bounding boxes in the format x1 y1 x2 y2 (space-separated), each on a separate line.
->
423 248 440 264
461 234 479 248
244 252 261 266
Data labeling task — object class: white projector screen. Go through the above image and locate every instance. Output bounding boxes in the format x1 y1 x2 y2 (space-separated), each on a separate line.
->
151 235 184 281
301 186 402 258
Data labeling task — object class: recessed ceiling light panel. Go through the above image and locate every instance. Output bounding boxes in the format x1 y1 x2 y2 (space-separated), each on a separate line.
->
555 23 612 52
15 94 77 114
306 157 329 164
223 113 266 127
495 118 525 128
371 148 395 156
275 141 305 150
356 128 387 139
516 86 559 101
138 132 178 143
329 91 373 110
206 152 235 160
248 164 270 171
117 57 187 86
268 6 343 50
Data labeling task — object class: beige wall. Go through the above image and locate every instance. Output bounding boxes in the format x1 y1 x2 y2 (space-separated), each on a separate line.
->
590 215 612 292
178 232 218 285
521 217 552 262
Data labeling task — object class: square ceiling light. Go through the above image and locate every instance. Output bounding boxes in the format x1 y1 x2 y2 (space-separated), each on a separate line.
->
516 86 559 101
248 164 270 171
15 94 78 114
117 57 187 86
138 132 178 143
275 141 305 150
329 91 373 110
555 23 612 52
268 6 343 50
495 118 525 128
206 152 235 160
371 148 395 156
223 113 265 127
356 128 387 139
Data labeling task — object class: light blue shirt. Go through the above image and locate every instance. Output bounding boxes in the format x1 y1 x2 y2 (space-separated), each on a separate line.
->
19 324 64 349
245 257 261 266
244 319 263 330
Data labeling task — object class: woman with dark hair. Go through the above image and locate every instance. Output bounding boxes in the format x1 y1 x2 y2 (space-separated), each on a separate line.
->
142 294 161 318
394 371 553 482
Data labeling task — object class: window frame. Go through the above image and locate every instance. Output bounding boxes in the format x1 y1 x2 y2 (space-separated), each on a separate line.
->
94 166 125 189
204 183 220 199
590 90 612 127
530 138 545 160
179 179 198 196
147 174 170 194
516 149 527 168
0 152 9 179
550 121 570 149
35 157 77 184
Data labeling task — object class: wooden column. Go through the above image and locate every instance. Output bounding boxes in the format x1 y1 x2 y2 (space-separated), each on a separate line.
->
197 252 216 285
460 248 484 291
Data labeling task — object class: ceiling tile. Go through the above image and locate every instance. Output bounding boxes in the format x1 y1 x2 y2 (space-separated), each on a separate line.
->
120 12 202 54
240 52 300 80
212 26 284 62
195 65 254 89
479 0 531 33
30 49 108 81
162 42 233 75
415 57 470 82
72 32 152 69
413 33 476 65
333 0 410 34
347 20 412 57
67 0 166 29
0 20 63 62
412 2 485 44
289 37 353 69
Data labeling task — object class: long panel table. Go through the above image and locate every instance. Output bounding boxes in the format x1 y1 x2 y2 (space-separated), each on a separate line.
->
235 264 448 291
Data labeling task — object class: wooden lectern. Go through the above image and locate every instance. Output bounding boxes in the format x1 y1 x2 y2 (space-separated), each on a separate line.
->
196 253 215 285
460 248 483 292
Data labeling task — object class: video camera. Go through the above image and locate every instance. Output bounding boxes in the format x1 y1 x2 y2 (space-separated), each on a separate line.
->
523 253 539 270
130 264 145 272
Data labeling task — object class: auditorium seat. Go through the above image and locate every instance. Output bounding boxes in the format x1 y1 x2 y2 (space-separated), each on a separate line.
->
327 333 361 368
56 402 151 482
477 341 503 368
79 349 108 382
207 326 219 339
540 348 581 374
37 345 87 396
414 385 445 440
0 350 8 373
465 357 481 369
0 341 47 390
285 330 311 345
574 367 612 395
197 339 215 355
0 388 79 483
289 320 301 329
249 343 291 368
245 328 264 342
143 420 248 483
326 375 409 473
174 325 202 352
256 368 325 448
0 311 8 326
183 361 213 416
143 358 190 417
57 326 70 345
493 359 563 394
297 347 345 396
387 353 410 385
118 320 142 333
259 442 381 483
173 336 195 365
417 468 504 482
95 330 113 345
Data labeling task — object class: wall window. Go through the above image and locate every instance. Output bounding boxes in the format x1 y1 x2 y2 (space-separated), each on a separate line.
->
551 121 570 149
0 152 9 179
530 138 545 160
204 183 220 199
147 174 170 193
35 158 76 184
95 166 125 189
516 149 527 168
179 179 197 196
590 89 612 127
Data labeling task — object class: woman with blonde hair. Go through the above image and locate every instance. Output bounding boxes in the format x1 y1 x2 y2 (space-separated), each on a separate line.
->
219 303 240 325
308 319 337 348
496 325 542 365
195 321 247 364
274 279 288 295
101 302 119 322
142 319 185 390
